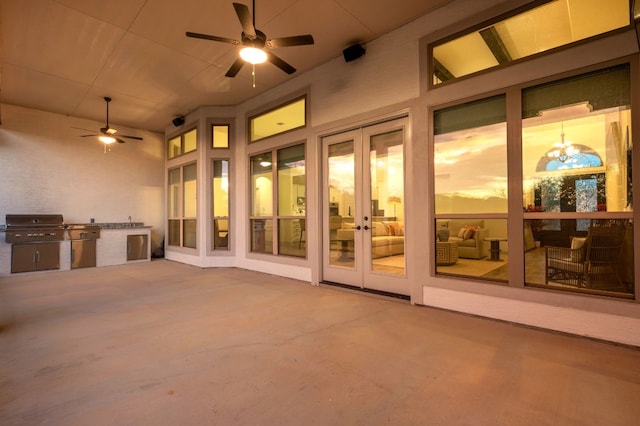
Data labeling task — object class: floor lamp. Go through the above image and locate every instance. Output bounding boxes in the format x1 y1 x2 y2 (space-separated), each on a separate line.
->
387 196 401 219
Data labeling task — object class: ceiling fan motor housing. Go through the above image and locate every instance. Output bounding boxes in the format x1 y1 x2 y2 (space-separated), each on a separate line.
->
243 30 266 48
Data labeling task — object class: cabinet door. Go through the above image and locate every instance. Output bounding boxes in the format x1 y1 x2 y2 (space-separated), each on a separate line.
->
71 240 96 269
36 242 60 271
11 244 37 273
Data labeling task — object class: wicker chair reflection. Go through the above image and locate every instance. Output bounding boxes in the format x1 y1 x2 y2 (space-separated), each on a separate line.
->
545 219 627 289
214 219 229 248
298 219 306 248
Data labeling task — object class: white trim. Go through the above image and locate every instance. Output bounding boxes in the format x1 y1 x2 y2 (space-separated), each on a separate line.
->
423 287 640 347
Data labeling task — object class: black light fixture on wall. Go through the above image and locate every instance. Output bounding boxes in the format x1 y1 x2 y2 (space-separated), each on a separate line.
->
172 116 185 127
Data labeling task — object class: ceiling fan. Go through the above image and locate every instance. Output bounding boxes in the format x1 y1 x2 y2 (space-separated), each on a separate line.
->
73 97 143 145
186 1 314 78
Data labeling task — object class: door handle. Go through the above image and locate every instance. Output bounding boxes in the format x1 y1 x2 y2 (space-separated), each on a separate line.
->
363 225 370 231
355 225 362 230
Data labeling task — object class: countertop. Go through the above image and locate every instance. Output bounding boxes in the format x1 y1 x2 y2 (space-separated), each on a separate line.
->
66 222 151 229
0 223 151 231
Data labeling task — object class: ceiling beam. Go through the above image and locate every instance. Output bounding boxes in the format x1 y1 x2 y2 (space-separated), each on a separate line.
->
479 26 512 65
433 58 455 82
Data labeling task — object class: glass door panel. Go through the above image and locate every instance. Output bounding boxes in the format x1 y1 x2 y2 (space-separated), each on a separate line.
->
323 134 361 287
369 129 405 276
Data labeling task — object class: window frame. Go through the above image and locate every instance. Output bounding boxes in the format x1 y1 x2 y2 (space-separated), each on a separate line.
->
167 161 198 249
248 95 307 143
248 142 307 258
212 124 230 149
427 0 634 89
429 57 637 300
167 126 198 159
211 158 231 251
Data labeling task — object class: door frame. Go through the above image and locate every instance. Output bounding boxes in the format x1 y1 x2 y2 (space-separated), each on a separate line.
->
321 117 410 295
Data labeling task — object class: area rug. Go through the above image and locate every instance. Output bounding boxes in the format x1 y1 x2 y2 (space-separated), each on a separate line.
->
437 255 509 277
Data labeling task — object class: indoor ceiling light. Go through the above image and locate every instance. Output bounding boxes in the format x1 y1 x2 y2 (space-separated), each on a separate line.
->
547 124 579 163
99 135 116 144
240 47 267 64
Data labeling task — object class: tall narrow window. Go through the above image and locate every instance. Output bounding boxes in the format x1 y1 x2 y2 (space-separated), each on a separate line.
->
277 144 306 257
167 162 197 248
250 152 273 254
212 159 230 250
433 95 508 280
523 64 634 298
250 143 306 257
168 168 181 246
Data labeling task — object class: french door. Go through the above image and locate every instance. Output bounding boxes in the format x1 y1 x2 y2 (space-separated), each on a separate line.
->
322 118 408 295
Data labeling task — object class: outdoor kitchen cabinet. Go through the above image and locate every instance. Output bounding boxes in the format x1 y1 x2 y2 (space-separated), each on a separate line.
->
127 234 148 261
11 242 60 273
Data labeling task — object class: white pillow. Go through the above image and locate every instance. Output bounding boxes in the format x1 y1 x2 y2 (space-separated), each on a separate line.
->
570 237 586 262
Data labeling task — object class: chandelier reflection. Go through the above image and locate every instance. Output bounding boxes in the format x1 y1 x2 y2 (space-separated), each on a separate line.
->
547 124 580 163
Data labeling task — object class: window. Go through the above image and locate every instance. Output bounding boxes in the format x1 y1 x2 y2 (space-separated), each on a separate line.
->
250 144 306 257
433 95 508 280
212 125 229 148
212 159 230 250
523 64 634 298
168 128 197 159
168 162 197 248
432 63 635 297
430 0 630 85
249 97 306 142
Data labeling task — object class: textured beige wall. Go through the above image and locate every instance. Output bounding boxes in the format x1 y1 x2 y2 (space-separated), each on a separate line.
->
0 104 165 251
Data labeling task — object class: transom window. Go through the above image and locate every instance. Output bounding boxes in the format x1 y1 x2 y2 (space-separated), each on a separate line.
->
430 0 630 85
168 128 197 159
212 125 229 149
249 96 306 142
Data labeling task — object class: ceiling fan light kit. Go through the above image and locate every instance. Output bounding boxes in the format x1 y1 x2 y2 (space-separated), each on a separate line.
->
72 96 143 150
99 135 116 144
240 47 267 64
186 1 314 79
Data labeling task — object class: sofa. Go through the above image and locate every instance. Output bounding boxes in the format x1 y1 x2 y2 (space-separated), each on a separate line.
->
371 221 404 258
338 219 404 258
437 219 488 259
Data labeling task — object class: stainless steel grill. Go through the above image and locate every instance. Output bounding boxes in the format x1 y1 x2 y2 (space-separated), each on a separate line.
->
5 214 66 243
5 214 65 273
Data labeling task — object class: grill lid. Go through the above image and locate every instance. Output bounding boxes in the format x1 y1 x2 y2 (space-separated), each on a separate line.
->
6 214 64 228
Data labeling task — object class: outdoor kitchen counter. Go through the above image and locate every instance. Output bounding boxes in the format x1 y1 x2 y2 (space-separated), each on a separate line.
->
92 224 152 267
0 223 152 275
65 222 151 230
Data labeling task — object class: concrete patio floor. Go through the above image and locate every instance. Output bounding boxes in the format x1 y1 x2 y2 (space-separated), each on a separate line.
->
1 259 639 425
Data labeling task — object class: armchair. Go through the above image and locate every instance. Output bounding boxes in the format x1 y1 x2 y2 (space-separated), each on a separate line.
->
545 219 628 290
